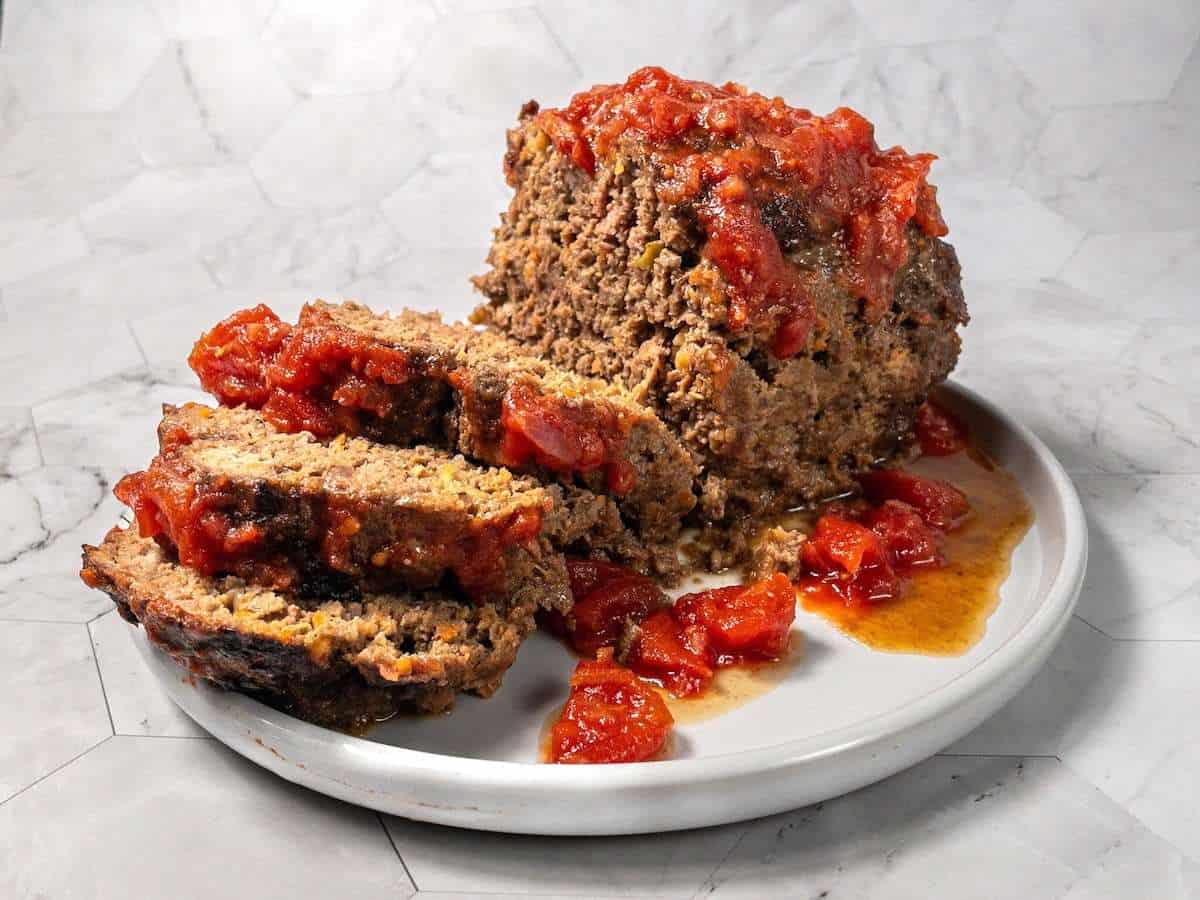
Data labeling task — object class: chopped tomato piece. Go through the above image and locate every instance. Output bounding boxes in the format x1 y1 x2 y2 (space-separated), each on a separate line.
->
566 559 634 601
672 574 796 662
625 609 714 696
569 574 664 656
915 399 969 456
857 468 970 531
499 383 632 489
800 514 901 606
862 501 942 572
548 649 674 764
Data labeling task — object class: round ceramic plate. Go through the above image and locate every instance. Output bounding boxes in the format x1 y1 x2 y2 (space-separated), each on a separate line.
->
139 382 1086 835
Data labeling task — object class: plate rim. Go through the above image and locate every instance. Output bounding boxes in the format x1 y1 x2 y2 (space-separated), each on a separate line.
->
137 381 1087 810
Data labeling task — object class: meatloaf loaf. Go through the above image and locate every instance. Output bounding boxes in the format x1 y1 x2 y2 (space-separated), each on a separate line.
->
188 300 696 550
82 526 533 729
473 67 968 545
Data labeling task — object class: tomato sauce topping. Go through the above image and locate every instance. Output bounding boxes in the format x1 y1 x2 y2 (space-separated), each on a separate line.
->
548 648 674 764
536 66 949 358
190 305 636 492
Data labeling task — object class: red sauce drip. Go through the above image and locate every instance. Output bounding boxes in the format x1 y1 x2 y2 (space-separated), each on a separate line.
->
114 439 544 601
190 305 636 491
547 648 674 764
536 66 949 358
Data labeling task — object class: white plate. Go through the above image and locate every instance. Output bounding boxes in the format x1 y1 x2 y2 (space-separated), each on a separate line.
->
139 382 1086 835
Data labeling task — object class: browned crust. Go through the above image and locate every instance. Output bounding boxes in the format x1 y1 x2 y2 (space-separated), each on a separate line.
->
81 527 533 730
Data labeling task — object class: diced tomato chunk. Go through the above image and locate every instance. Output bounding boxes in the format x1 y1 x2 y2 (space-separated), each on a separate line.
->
672 574 796 662
500 382 629 483
800 514 901 606
915 399 969 456
862 501 942 572
857 468 970 531
625 609 714 696
548 649 674 764
566 559 634 601
569 574 664 657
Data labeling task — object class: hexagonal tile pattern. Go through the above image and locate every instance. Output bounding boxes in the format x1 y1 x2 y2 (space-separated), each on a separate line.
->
125 38 297 166
263 0 438 96
0 116 142 221
955 281 1139 378
1 622 111 802
203 206 401 291
33 371 208 473
0 408 41 477
1073 476 1200 639
0 318 143 407
251 93 432 208
406 8 579 143
0 737 415 899
698 757 1200 899
1056 640 1200 860
998 0 1200 107
386 812 743 896
1019 103 1200 232
0 215 88 288
851 0 1006 44
542 0 871 89
934 178 1084 282
340 247 484 321
147 0 278 39
89 611 207 738
0 1 165 115
772 40 1047 180
80 166 268 255
958 362 1198 476
380 151 509 252
0 465 125 623
1059 231 1200 319
2 246 217 325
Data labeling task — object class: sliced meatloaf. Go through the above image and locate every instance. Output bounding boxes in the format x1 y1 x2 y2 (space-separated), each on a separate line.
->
81 526 534 729
188 299 697 549
473 67 968 550
115 403 677 607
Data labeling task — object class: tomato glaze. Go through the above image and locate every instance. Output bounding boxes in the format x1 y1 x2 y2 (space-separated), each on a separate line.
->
536 66 949 358
189 304 636 494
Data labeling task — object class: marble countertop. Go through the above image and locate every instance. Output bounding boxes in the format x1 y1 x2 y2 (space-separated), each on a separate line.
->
2 1 1198 896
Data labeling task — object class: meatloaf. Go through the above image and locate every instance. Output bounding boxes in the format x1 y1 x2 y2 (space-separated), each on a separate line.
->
82 526 534 729
115 403 679 606
188 300 696 550
473 67 969 549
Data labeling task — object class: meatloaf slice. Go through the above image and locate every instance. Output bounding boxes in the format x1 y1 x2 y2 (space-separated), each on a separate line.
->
116 403 677 607
473 67 969 554
81 526 534 729
188 299 697 550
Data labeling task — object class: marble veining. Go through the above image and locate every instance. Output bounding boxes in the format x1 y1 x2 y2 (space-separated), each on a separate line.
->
1 1 1197 896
